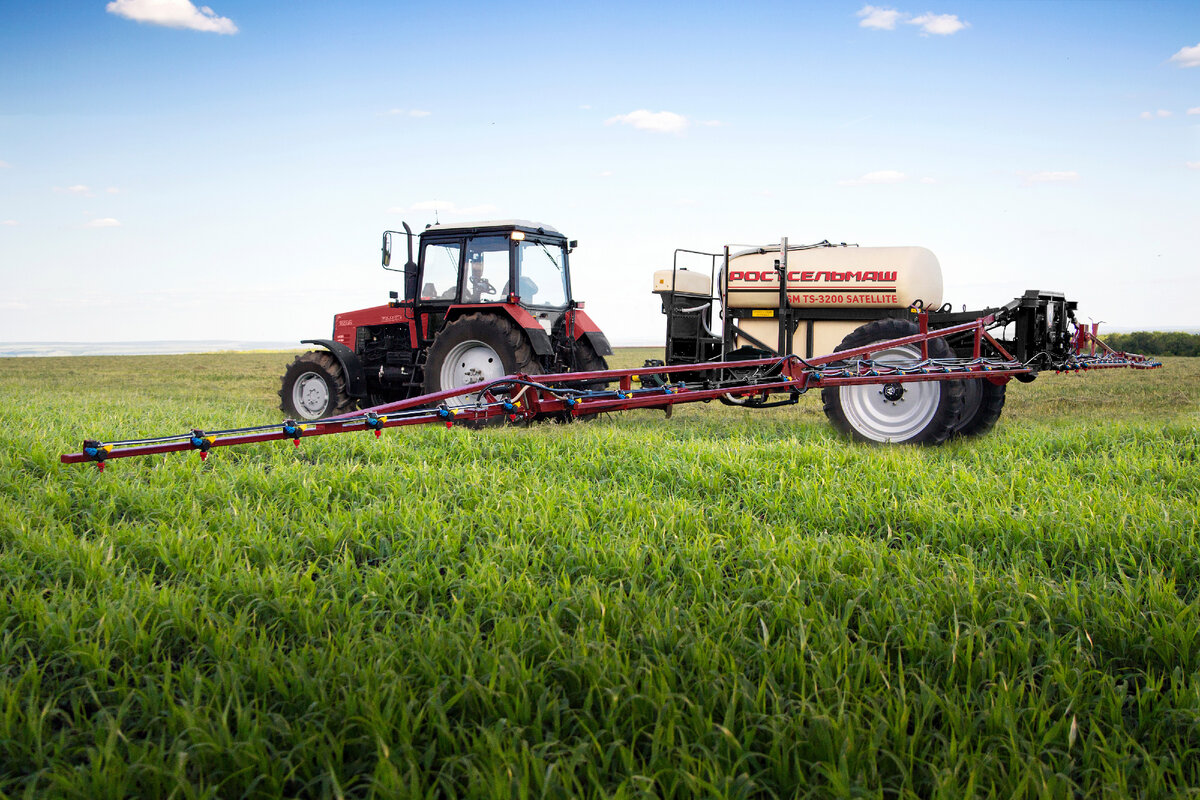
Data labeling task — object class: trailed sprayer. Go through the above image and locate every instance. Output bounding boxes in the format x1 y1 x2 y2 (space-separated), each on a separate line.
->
62 221 1159 468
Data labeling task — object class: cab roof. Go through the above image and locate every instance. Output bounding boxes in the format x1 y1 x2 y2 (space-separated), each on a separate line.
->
421 219 562 238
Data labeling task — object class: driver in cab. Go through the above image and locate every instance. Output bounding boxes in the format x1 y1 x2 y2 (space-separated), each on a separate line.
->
460 243 536 303
463 248 503 302
464 252 488 301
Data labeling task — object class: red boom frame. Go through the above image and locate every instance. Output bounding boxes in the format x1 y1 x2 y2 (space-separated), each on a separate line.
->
61 313 1160 469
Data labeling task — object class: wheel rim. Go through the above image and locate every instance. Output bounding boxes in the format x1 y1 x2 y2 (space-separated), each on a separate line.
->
440 339 504 407
291 371 330 419
839 343 940 443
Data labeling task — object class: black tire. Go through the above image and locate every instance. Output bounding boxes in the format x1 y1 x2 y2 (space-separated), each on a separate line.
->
574 340 609 374
572 339 611 390
953 378 1006 438
423 313 542 422
279 350 356 420
549 316 611 387
567 341 610 422
821 319 964 446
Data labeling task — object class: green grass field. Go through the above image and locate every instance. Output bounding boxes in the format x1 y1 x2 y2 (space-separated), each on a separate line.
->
1 350 1198 798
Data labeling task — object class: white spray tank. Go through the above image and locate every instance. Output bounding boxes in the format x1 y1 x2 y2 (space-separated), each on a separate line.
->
652 241 946 359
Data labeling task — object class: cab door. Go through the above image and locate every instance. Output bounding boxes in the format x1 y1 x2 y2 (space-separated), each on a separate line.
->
416 237 463 342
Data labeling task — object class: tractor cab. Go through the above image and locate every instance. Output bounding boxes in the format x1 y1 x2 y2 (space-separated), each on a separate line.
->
383 220 576 311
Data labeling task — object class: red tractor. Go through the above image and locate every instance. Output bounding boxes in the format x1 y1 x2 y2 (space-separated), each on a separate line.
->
280 220 611 419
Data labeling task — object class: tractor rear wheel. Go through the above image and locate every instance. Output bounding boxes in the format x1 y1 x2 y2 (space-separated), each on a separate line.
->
953 378 1006 438
821 319 964 445
574 340 609 375
279 350 355 420
424 313 542 413
571 339 611 392
565 341 610 422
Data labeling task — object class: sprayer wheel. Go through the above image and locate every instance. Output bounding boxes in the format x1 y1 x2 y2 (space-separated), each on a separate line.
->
953 378 1006 438
821 318 964 445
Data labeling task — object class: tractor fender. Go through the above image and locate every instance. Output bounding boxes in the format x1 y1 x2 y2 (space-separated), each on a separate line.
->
582 330 612 357
570 309 613 356
525 328 553 356
300 339 367 398
446 305 553 357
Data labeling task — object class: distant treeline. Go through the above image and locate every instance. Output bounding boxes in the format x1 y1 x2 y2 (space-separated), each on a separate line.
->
1102 331 1200 357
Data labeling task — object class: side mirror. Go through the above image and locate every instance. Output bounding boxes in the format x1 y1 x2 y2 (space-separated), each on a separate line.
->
382 231 392 267
568 239 578 252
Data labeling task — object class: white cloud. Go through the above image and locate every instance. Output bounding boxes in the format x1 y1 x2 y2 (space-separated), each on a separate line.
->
1 220 19 226
409 200 453 211
1026 171 1079 184
85 218 122 228
579 104 592 110
839 170 907 186
598 170 613 177
1188 162 1200 170
605 109 689 134
381 108 432 117
920 176 937 184
106 0 237 34
1170 43 1200 68
106 187 121 194
1139 109 1173 119
391 201 498 218
1187 107 1200 115
857 5 902 29
908 12 968 35
0 160 10 168
858 5 968 35
700 120 723 127
55 184 92 195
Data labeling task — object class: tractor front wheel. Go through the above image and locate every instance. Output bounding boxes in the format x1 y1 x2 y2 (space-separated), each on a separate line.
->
821 319 964 445
279 350 355 420
424 313 542 412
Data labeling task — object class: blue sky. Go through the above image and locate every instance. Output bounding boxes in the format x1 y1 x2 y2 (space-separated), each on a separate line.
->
1 0 1197 345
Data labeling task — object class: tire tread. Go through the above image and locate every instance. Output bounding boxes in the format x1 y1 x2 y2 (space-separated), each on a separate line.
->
278 350 355 419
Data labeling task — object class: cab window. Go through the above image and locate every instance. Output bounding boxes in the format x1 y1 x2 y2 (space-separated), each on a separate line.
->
463 236 510 304
421 242 462 301
517 240 569 307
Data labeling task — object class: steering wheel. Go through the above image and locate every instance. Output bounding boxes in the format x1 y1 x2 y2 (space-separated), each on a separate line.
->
470 276 497 296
